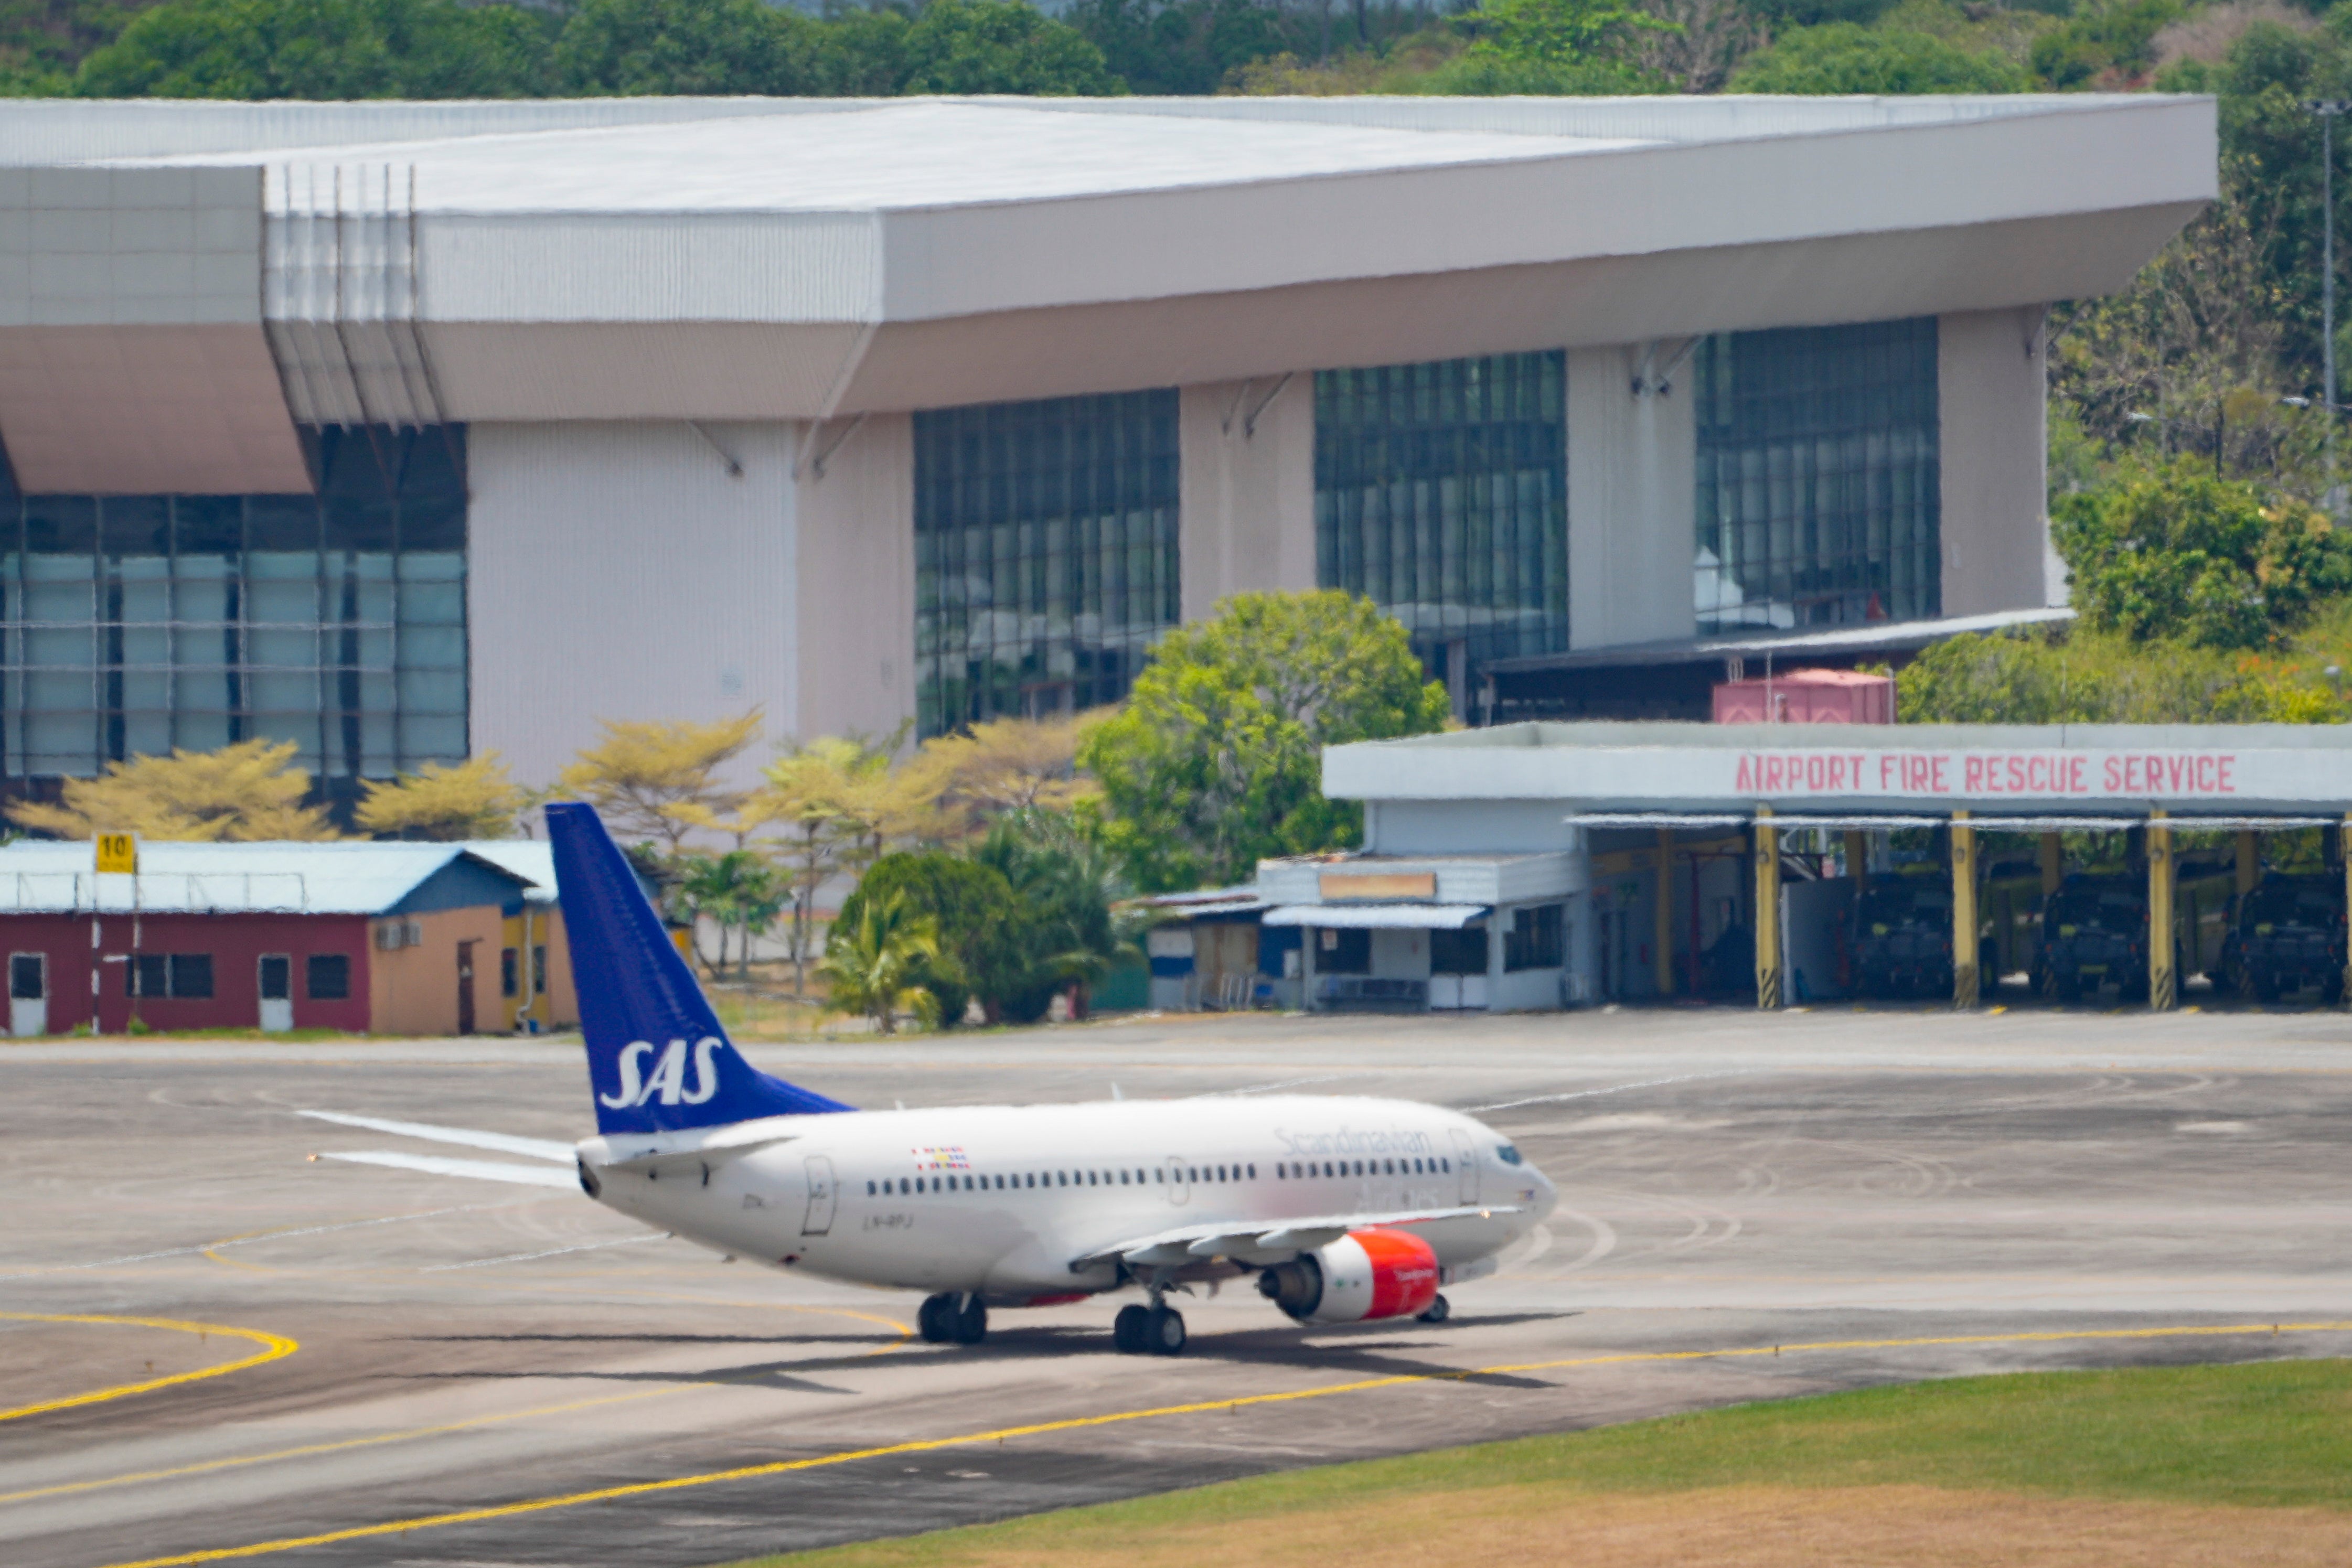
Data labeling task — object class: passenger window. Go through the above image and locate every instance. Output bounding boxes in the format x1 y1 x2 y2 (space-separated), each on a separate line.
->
1441 1157 1450 1173
866 1181 876 1196
1118 1170 1129 1185
899 1177 910 1195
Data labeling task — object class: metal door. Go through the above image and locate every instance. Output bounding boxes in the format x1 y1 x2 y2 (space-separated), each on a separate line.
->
1449 1127 1478 1204
258 954 292 1033
1166 1155 1189 1205
801 1155 837 1237
9 952 45 1037
456 941 478 1035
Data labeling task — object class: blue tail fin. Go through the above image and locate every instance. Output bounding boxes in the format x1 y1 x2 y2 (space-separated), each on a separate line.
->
546 802 852 1133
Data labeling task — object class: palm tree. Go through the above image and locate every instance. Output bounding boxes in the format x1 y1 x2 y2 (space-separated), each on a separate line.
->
970 808 1145 1022
816 891 941 1034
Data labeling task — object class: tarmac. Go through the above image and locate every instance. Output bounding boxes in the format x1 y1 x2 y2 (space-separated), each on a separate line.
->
7 1000 2352 1567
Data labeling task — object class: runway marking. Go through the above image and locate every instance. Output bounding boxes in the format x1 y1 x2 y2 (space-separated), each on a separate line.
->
1 1204 521 1279
421 1234 671 1272
82 1318 2352 1568
1467 1070 1753 1113
2 1301 915 1510
0 1314 297 1425
0 1387 683 1507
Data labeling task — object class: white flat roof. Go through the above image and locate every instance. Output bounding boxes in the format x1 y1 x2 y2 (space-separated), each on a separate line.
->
124 102 1645 214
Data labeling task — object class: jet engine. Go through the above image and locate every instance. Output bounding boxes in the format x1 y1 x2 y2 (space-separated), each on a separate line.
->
1256 1227 1440 1323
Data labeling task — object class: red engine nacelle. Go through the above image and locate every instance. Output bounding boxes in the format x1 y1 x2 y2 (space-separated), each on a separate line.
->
1256 1227 1440 1323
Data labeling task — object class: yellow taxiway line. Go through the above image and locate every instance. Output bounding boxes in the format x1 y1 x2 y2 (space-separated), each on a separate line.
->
83 1317 2352 1568
0 1314 297 1425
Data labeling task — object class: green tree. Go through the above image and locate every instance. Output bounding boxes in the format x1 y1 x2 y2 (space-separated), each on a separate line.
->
897 0 1120 94
1727 22 2027 92
550 0 807 96
2027 0 2178 91
2052 459 2352 651
968 807 1140 1022
76 0 549 98
1426 0 1675 93
817 889 940 1035
832 850 1020 1028
1079 589 1450 894
677 847 789 979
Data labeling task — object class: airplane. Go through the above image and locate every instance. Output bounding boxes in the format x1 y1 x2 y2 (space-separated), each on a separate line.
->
306 802 1558 1357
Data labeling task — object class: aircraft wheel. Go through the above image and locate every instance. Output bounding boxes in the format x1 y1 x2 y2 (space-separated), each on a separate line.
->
1146 1305 1187 1356
1417 1293 1451 1324
1113 1304 1150 1354
952 1294 988 1345
917 1293 954 1344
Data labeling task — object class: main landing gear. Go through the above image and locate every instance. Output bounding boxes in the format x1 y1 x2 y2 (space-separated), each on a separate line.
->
918 1292 988 1345
1113 1300 1186 1356
1417 1293 1451 1324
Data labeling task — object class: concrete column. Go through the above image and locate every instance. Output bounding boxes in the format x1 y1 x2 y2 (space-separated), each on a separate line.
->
1952 810 1979 1009
2148 810 2175 1012
1300 923 1318 1014
2040 833 2064 896
1754 812 1781 1010
1938 307 2054 617
1567 345 1696 649
2236 830 2260 898
1178 378 1317 621
1654 830 1675 1000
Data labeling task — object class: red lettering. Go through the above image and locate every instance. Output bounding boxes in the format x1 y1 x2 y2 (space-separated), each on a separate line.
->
1737 755 1753 792
1880 756 1896 790
1851 754 1865 791
2008 756 2027 793
1964 756 1984 792
2165 757 2187 793
2195 756 2214 792
2027 756 2048 793
2103 757 2122 793
1765 756 1783 792
2219 756 2236 793
1931 756 1950 793
2072 757 2089 794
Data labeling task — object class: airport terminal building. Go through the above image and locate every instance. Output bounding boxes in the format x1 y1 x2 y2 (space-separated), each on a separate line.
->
0 93 2212 796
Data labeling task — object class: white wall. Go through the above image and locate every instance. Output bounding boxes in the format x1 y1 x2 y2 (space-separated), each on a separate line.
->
1179 375 1317 619
1567 345 1697 649
1366 800 1584 856
1939 307 2054 616
795 412 916 743
467 421 796 790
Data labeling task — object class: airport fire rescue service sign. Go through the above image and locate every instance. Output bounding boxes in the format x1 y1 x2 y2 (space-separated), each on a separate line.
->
1332 740 2352 810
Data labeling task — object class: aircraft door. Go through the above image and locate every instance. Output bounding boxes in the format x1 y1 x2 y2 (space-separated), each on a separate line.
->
1450 1127 1478 1204
1167 1156 1189 1205
9 952 45 1037
258 954 292 1033
801 1155 837 1237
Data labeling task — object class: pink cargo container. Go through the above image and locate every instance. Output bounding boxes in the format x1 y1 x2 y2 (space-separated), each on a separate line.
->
1713 667 1895 725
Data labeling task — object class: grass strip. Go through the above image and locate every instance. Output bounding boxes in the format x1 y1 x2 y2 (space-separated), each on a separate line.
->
732 1357 2352 1566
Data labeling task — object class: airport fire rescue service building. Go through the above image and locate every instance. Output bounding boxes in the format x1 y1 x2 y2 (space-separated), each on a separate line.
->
1249 722 2352 1014
0 92 2211 797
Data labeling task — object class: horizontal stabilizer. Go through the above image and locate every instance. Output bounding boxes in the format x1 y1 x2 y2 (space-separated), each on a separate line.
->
302 1110 574 1164
1076 1203 1521 1272
319 1150 579 1188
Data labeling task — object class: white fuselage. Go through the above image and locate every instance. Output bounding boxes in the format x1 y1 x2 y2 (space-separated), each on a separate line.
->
578 1095 1555 1303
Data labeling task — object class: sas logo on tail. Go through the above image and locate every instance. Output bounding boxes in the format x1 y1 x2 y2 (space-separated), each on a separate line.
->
600 1037 724 1108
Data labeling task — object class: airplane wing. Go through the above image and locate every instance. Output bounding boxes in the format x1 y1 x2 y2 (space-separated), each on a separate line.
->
301 1110 575 1163
318 1150 579 1188
1070 1204 1522 1271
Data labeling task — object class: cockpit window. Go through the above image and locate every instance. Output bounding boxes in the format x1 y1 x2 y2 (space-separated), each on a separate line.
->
1496 1144 1523 1166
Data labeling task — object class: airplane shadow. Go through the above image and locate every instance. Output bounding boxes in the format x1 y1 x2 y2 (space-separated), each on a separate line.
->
393 1310 1588 1398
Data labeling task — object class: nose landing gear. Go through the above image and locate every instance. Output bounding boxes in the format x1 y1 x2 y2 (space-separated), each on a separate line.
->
1417 1293 1451 1324
917 1292 988 1345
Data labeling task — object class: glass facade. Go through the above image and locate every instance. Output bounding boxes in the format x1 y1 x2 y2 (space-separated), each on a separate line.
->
1694 318 1940 633
913 391 1181 737
1315 352 1568 673
0 426 467 782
